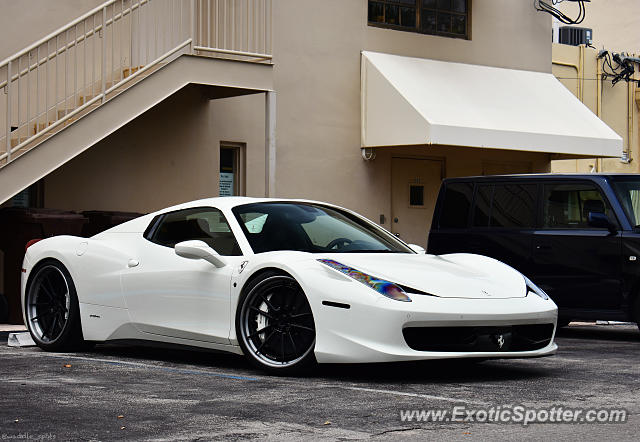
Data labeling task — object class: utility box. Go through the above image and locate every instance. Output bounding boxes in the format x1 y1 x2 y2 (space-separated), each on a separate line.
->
559 26 593 46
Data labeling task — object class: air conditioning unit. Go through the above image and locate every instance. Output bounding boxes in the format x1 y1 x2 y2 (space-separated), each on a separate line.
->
558 26 593 46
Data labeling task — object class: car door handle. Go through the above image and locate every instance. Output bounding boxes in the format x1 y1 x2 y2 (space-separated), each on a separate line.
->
535 245 552 251
128 259 140 268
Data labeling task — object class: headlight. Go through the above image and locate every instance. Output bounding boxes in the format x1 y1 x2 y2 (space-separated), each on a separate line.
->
318 259 411 302
523 275 549 300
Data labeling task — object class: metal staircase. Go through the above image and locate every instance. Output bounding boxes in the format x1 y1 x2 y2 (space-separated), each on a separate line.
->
0 0 273 203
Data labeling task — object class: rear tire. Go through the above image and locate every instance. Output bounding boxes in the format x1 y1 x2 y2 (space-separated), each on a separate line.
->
25 260 89 352
236 271 316 375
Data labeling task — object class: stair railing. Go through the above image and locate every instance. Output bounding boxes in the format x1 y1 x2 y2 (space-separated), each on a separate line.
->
0 0 272 167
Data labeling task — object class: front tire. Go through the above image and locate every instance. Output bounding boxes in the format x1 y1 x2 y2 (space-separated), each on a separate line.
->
236 272 316 375
25 261 89 351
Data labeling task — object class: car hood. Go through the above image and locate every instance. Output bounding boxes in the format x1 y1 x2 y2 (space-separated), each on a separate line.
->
317 253 527 299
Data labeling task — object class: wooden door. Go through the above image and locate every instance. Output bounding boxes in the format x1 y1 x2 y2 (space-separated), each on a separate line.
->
391 158 443 247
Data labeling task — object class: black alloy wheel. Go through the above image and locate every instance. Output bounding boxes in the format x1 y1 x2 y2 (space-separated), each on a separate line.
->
237 272 316 374
26 261 88 351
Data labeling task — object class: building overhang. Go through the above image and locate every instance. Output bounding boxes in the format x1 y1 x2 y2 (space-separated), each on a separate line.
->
361 51 622 158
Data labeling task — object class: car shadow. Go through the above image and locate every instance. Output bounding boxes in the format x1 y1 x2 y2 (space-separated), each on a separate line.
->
86 342 552 384
311 358 553 384
92 341 251 371
556 324 640 342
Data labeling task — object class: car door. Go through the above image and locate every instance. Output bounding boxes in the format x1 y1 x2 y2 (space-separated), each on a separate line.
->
121 207 244 344
531 181 622 311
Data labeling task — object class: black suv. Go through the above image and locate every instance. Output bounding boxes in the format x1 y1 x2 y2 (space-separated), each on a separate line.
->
428 174 640 328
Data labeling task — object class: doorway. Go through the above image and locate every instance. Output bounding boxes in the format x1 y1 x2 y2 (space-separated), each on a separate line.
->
219 142 245 196
391 157 444 247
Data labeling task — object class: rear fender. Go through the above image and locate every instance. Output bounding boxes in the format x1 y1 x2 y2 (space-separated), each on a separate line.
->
23 235 131 309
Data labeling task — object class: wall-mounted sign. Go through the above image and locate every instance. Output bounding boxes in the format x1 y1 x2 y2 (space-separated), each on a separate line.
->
219 172 235 197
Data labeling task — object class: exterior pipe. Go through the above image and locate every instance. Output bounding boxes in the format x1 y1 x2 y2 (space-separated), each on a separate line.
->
552 60 581 101
626 81 634 163
597 57 602 171
265 91 276 197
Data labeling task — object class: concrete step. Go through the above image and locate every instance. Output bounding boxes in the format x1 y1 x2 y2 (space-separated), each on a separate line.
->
77 94 98 106
123 65 144 78
76 66 145 106
7 332 35 347
9 137 28 148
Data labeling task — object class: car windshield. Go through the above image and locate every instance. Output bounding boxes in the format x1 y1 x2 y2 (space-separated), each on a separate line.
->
232 202 413 254
611 177 640 227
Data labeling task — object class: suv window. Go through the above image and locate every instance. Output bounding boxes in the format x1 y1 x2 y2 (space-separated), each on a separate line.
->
150 207 242 255
611 178 640 227
543 183 612 229
439 182 473 228
473 184 492 227
473 183 536 228
491 184 536 228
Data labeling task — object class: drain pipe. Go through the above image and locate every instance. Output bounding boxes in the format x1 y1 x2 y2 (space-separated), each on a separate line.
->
361 147 376 161
621 80 634 164
596 56 602 171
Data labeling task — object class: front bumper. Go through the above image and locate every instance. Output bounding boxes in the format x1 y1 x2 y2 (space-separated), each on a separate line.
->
310 286 557 364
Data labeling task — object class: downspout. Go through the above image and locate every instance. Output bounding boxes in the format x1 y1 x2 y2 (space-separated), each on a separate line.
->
636 81 640 166
624 79 634 164
553 60 582 101
596 56 602 171
579 44 585 103
552 48 584 170
552 45 584 101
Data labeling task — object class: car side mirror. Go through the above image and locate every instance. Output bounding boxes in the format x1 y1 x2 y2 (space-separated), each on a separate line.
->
174 240 227 268
587 212 616 233
408 244 426 254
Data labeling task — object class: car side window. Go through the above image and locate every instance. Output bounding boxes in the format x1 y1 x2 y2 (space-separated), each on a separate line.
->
473 184 493 227
490 184 536 228
472 183 536 229
439 182 473 228
543 183 612 229
150 207 242 255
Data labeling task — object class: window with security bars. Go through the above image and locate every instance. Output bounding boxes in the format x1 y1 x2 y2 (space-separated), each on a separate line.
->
368 0 469 39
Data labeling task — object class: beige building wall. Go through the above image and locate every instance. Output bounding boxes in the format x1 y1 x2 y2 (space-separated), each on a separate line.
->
7 1 554 230
44 86 266 213
210 0 553 225
556 0 640 52
551 43 639 174
0 0 105 61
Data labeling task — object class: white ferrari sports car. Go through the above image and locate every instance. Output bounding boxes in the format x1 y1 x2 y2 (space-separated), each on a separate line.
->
21 197 557 373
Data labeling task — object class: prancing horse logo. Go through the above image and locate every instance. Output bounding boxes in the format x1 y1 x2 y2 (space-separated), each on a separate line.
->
496 334 505 349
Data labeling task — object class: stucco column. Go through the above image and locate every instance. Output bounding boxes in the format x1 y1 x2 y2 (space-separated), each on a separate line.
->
265 91 276 197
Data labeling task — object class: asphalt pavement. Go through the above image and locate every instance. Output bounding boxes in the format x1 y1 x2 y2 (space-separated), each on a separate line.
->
0 323 639 441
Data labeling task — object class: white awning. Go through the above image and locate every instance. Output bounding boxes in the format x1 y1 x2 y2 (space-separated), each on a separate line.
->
361 51 622 157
